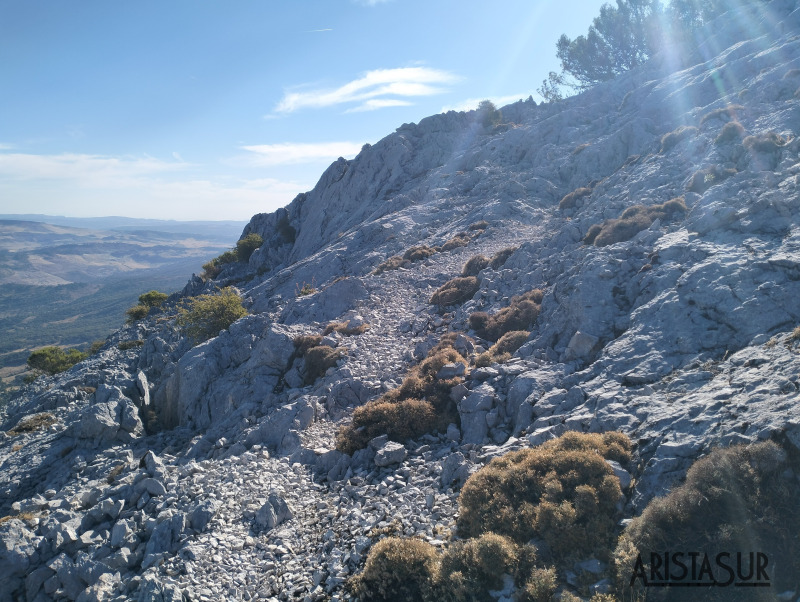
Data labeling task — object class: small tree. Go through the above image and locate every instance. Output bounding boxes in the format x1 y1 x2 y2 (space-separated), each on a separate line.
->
176 287 248 342
236 233 263 262
477 100 502 127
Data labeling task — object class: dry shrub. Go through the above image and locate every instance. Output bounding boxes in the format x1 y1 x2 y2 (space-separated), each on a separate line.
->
335 336 470 454
430 276 480 306
336 399 438 455
659 125 698 153
469 290 543 342
349 537 439 602
462 255 490 277
438 532 519 594
404 245 438 261
7 413 56 437
559 187 592 210
700 104 744 125
457 431 632 563
686 165 737 194
293 334 323 354
516 567 558 602
615 441 800 600
303 345 341 384
323 321 370 336
713 121 745 145
491 330 529 355
373 255 410 275
441 232 472 252
585 197 687 247
489 246 518 270
468 220 489 231
743 131 789 153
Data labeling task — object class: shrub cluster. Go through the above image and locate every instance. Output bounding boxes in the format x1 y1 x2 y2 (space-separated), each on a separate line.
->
467 220 489 231
458 431 631 563
352 431 633 601
292 335 342 385
176 287 247 343
584 197 687 247
374 230 485 275
743 131 789 153
615 441 800 600
7 412 56 437
468 289 543 342
336 335 469 454
27 346 87 376
430 276 480 306
559 187 592 211
489 246 517 270
659 125 698 153
699 104 744 126
440 232 472 252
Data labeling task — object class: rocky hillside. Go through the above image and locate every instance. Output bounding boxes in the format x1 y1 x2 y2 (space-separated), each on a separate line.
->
2 1 800 600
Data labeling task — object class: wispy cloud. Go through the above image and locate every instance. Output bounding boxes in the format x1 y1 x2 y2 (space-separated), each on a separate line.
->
274 67 461 114
0 152 182 186
353 0 393 5
441 93 530 113
308 28 332 32
239 142 364 166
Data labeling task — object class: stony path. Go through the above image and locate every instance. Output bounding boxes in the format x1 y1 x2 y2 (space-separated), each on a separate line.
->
151 223 544 602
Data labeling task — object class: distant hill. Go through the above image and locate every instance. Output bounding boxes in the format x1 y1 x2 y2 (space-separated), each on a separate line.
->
0 216 247 379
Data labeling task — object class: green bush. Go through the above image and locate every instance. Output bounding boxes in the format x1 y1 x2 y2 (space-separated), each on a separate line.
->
236 233 263 262
430 276 480 306
349 537 439 602
457 431 631 564
125 304 150 323
138 290 168 308
559 187 592 210
477 100 502 127
27 347 87 376
462 255 490 277
615 441 800 600
469 290 543 342
659 125 698 153
176 287 248 342
276 215 296 243
516 567 558 602
584 197 688 246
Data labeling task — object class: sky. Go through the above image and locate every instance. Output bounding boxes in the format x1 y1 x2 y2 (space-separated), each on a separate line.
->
0 0 610 221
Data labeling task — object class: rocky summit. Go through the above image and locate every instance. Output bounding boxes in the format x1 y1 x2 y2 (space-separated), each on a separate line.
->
3 1 800 600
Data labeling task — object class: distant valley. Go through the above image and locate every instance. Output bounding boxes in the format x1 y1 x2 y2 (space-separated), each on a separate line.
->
0 215 246 381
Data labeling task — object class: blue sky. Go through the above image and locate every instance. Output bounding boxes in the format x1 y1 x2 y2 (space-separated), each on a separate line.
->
0 0 609 221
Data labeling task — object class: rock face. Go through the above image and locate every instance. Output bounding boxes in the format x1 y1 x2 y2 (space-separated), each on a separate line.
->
2 2 800 599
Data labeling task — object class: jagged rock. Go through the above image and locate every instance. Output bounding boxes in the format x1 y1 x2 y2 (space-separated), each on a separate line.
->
188 500 219 532
143 513 186 568
0 519 40 601
374 441 407 467
440 452 470 489
255 493 293 531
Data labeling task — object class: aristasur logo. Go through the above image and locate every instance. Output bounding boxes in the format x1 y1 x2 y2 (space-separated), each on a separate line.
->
630 551 770 588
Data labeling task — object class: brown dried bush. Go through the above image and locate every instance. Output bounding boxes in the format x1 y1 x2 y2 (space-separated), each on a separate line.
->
438 532 519 594
335 399 438 455
559 187 593 210
659 125 698 153
743 131 789 153
430 276 480 306
489 246 517 270
303 345 341 384
615 441 800 600
441 233 472 252
713 121 746 145
403 245 438 261
699 104 744 125
373 255 410 275
469 290 543 342
7 413 56 437
585 197 688 247
468 220 489 231
323 321 370 336
293 334 323 354
462 255 490 277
